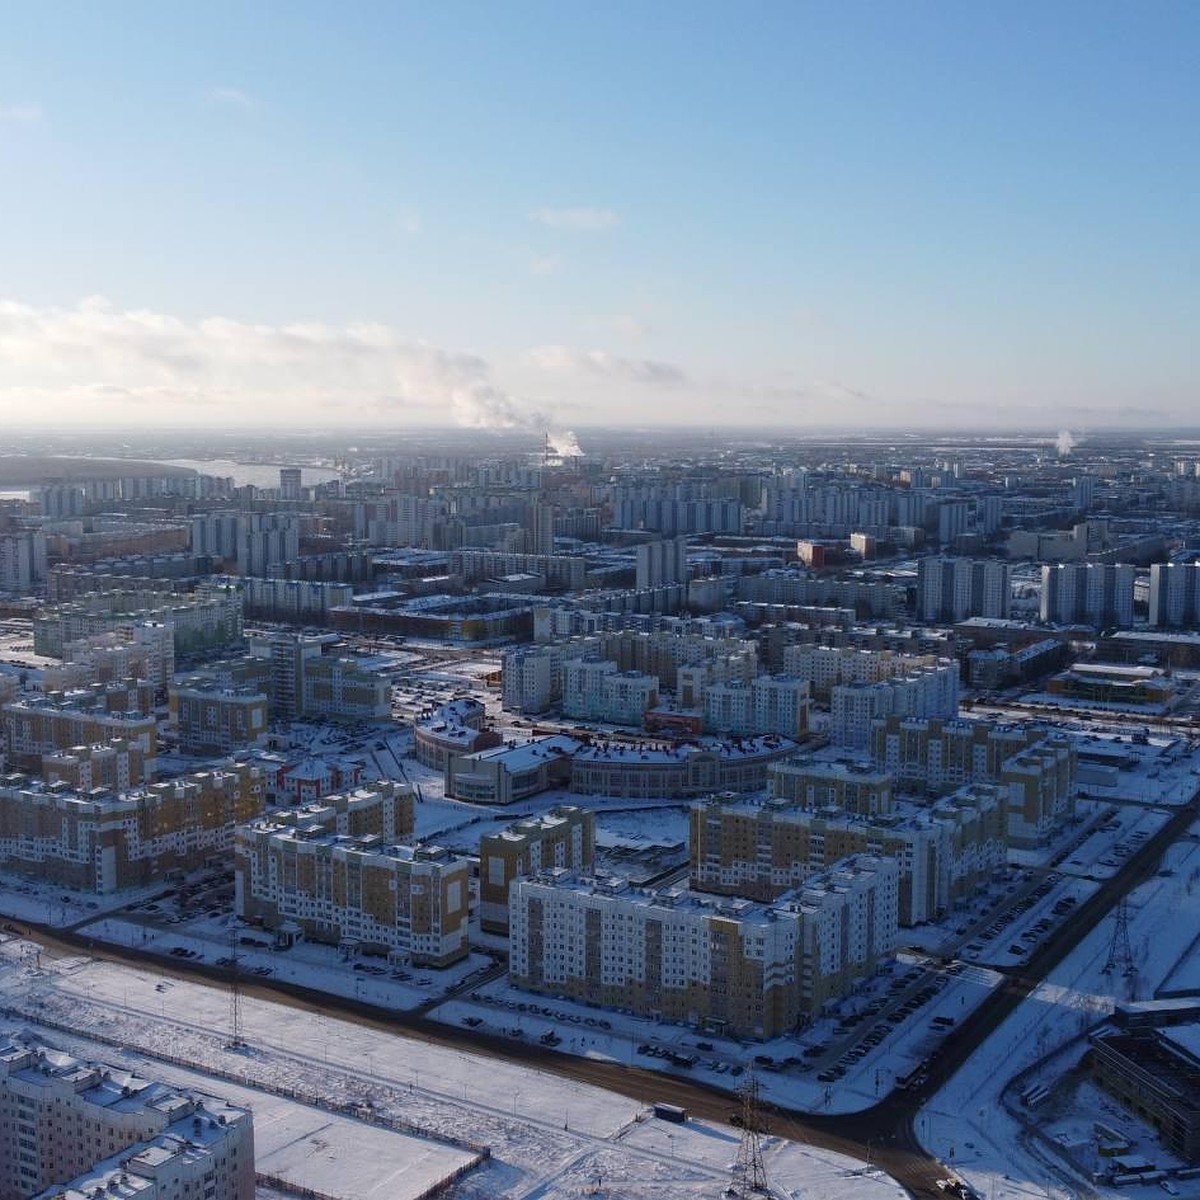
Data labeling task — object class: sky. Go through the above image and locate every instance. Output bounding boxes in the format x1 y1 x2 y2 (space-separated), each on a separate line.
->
0 1 1196 434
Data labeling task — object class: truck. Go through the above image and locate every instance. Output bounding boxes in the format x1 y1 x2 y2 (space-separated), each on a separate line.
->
653 1102 687 1123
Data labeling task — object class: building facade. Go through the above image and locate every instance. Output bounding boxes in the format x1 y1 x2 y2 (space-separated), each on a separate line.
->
479 805 596 933
0 1031 254 1200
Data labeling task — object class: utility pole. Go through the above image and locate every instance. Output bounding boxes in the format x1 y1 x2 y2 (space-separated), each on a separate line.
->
726 1075 770 1197
227 930 245 1050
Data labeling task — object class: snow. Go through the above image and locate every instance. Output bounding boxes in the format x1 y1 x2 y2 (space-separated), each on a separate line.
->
0 933 905 1200
919 828 1200 1200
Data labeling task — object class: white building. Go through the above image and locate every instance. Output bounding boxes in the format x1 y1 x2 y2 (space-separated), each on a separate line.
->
830 659 959 750
702 674 809 738
917 557 1011 622
1040 562 1135 628
636 537 688 590
0 530 47 594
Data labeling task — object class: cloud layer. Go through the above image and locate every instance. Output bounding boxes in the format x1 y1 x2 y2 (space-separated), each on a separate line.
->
0 298 529 428
526 344 686 386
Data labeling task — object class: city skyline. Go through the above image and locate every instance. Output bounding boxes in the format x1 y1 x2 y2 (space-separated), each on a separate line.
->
0 1 1196 432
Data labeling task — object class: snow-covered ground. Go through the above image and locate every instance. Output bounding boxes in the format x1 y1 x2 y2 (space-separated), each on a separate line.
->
920 829 1200 1200
0 933 905 1200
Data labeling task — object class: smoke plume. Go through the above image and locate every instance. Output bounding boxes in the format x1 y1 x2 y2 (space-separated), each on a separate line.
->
1056 430 1076 457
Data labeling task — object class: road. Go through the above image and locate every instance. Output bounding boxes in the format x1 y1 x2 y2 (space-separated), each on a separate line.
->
12 785 1196 1199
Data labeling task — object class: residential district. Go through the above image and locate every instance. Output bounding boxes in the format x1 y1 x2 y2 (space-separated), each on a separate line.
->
2 428 1200 1200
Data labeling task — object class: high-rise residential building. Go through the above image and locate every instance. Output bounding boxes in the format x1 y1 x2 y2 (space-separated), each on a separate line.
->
829 659 959 749
0 1030 254 1200
1039 562 1135 628
509 857 898 1039
936 500 970 547
479 805 596 933
0 530 47 594
190 511 242 562
501 644 563 714
0 763 264 891
1148 562 1200 628
279 466 303 500
636 537 688 590
527 502 557 557
169 680 270 755
235 800 465 966
917 557 1011 622
236 513 301 577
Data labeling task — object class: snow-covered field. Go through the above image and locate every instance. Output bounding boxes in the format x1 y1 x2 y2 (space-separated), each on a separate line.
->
0 933 905 1200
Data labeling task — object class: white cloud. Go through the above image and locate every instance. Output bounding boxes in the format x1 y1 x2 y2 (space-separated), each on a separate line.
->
529 206 619 232
526 344 686 386
205 87 255 109
0 103 44 124
0 298 536 429
528 253 563 277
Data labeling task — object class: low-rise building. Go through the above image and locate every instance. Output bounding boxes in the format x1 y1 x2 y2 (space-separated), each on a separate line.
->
569 735 797 800
445 735 581 805
413 698 500 769
1091 1027 1200 1162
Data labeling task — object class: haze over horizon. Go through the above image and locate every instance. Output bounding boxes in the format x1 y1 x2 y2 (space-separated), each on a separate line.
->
0 2 1195 434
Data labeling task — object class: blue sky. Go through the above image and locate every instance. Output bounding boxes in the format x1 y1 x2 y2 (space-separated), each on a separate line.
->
0 1 1195 431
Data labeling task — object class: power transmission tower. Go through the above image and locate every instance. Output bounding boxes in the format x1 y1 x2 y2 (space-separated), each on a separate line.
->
1102 898 1135 978
227 931 245 1049
726 1075 771 1197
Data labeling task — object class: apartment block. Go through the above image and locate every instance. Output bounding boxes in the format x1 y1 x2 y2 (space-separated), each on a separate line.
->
0 1030 254 1200
701 675 809 739
766 758 894 816
509 857 897 1039
830 659 959 750
689 786 1002 925
235 801 465 966
870 715 1076 847
916 556 1011 622
479 805 596 933
42 737 148 791
33 588 243 659
1148 562 1200 629
0 763 264 892
1039 562 1135 628
2 694 157 774
169 681 269 756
